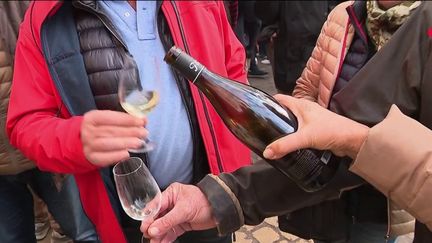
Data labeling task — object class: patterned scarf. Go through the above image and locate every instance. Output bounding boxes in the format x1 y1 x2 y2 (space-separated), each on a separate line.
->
366 0 421 50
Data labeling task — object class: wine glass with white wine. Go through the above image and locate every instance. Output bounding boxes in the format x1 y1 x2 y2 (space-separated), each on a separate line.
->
113 157 162 243
118 57 160 153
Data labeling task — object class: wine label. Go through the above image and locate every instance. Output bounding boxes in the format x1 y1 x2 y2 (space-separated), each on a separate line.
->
290 150 323 181
165 46 205 83
320 151 332 165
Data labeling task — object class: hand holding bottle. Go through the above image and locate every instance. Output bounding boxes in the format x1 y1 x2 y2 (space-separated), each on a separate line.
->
165 46 338 192
263 95 370 160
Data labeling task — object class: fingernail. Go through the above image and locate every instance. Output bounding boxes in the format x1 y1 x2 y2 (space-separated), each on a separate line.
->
263 148 274 159
149 227 160 236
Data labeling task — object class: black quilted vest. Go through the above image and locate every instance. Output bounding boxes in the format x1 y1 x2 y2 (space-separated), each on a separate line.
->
74 9 138 111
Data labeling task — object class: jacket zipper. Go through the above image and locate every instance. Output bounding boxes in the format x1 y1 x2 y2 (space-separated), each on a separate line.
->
385 199 391 242
335 19 350 85
40 1 75 115
73 1 127 48
35 1 61 53
169 1 224 173
156 2 200 172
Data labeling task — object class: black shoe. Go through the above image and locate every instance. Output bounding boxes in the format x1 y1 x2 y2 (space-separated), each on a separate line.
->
248 68 268 77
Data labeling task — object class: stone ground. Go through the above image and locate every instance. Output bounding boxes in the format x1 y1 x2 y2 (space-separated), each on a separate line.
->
38 60 310 243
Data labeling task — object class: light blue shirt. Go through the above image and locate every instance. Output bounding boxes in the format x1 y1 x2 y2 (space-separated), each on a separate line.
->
99 1 193 188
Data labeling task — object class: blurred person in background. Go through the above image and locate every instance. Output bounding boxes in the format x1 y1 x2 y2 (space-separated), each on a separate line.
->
6 1 251 243
33 193 52 241
236 1 268 77
223 0 239 30
0 1 99 243
289 1 422 242
33 191 73 243
255 1 341 94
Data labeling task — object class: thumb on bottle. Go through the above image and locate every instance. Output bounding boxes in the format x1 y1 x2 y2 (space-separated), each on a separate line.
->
264 131 309 160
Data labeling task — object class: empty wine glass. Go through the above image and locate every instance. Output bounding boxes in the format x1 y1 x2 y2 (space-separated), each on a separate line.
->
113 157 162 243
118 57 160 153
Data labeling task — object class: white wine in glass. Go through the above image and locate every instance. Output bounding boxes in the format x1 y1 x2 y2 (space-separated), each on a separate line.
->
120 90 159 118
118 58 160 153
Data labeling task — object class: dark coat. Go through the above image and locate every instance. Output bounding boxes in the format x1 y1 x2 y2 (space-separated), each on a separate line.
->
255 1 341 93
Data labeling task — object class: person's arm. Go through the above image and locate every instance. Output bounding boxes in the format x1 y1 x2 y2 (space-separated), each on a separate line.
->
264 95 432 231
293 2 352 102
291 32 323 101
5 19 95 174
217 1 247 83
141 160 363 242
6 11 146 174
198 159 363 234
292 16 329 102
351 105 432 231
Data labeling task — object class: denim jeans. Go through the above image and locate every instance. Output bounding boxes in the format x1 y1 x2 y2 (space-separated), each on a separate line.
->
0 169 99 243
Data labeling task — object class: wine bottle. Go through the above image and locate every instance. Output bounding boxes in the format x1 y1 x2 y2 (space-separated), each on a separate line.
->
164 46 339 192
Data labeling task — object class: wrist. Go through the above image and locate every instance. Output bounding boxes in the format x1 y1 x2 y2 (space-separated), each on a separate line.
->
197 175 244 235
346 124 369 159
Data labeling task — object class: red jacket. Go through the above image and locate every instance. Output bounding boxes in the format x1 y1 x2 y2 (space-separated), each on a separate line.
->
7 1 251 242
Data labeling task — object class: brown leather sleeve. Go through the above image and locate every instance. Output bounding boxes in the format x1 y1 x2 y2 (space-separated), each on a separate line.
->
198 159 364 235
350 105 432 230
197 175 244 235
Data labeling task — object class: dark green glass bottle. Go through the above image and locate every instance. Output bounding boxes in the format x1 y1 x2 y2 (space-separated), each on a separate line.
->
164 46 338 192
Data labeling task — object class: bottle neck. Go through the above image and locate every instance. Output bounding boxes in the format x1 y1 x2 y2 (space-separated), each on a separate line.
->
168 51 206 84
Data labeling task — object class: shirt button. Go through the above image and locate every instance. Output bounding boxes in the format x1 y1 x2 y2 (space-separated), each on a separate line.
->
124 12 130 17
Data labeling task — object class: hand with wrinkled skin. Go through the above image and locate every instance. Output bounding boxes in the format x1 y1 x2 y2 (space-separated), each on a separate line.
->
81 110 148 167
263 95 369 160
140 182 217 243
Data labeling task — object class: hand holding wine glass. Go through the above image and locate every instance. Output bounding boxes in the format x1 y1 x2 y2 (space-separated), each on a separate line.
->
80 110 147 167
118 58 160 153
113 157 162 243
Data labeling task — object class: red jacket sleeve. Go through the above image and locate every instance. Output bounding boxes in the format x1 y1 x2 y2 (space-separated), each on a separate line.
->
6 20 97 174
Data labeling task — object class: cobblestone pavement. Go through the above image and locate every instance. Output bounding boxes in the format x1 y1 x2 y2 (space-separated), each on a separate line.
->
236 217 312 243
